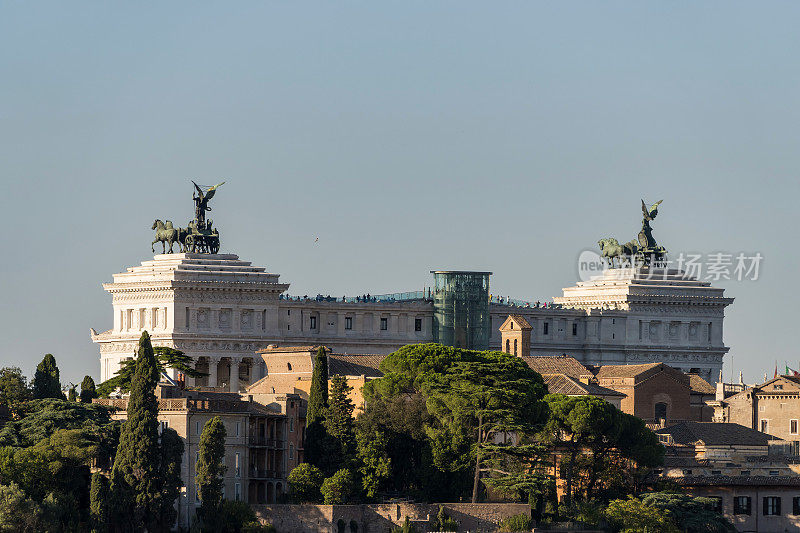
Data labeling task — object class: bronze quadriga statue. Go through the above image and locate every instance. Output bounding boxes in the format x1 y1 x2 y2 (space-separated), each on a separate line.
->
151 181 224 255
598 199 667 268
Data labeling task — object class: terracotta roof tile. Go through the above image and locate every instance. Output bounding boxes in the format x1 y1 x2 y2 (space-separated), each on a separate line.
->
542 374 624 397
329 354 386 378
521 355 591 378
257 345 326 354
595 363 663 378
656 422 777 446
688 374 715 395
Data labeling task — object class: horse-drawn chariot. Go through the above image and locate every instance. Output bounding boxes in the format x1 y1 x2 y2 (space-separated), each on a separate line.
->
184 221 220 254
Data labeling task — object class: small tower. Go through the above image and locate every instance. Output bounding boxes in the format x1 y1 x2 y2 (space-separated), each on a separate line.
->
499 315 532 357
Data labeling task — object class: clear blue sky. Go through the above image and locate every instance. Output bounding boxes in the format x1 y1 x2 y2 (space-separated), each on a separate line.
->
1 2 798 387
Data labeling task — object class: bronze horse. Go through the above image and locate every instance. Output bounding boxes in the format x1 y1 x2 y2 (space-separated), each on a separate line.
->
152 219 179 254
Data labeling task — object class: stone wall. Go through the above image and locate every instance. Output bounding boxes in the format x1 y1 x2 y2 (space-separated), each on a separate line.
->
253 502 531 533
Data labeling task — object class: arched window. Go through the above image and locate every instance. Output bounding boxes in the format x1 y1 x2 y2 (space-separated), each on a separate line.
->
337 519 346 533
505 339 510 353
654 402 668 421
350 520 359 533
287 362 292 371
513 339 518 356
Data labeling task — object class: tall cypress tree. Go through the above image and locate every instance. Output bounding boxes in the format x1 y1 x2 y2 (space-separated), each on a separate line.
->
305 347 332 471
325 374 356 468
196 416 227 531
307 346 329 425
109 331 162 532
157 427 184 532
80 375 98 403
89 472 110 533
32 353 62 399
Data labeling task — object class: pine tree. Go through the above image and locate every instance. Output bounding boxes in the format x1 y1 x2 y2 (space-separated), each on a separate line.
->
325 374 356 467
196 416 227 531
32 354 62 399
307 347 329 425
109 331 162 532
89 472 110 533
80 375 98 403
158 427 184 532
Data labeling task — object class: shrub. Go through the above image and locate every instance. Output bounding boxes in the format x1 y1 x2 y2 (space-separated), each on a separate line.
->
430 506 458 531
321 468 354 505
499 512 533 532
288 463 324 503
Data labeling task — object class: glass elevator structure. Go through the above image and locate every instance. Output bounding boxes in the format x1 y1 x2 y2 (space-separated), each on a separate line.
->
431 271 492 350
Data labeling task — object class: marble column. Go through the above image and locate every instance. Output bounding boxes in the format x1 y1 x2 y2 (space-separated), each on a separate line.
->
208 360 218 388
230 358 240 393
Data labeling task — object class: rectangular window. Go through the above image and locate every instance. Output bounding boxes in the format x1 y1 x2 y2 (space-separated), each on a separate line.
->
734 496 751 515
235 483 241 502
764 496 781 516
289 443 294 459
262 309 266 331
761 420 769 432
770 470 780 476
572 323 577 336
791 420 798 435
185 307 190 329
310 316 317 329
345 317 352 330
711 470 721 475
543 322 549 335
380 317 388 331
236 421 241 437
235 452 240 477
290 418 294 432
196 421 201 435
159 421 169 433
793 496 800 516
708 497 722 513
415 318 422 332
287 309 291 316
741 470 751 476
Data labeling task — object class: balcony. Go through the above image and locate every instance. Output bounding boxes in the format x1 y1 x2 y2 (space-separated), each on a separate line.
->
248 467 285 479
248 436 277 447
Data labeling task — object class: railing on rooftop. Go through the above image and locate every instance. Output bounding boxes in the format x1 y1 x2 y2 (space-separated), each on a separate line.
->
94 397 253 413
279 291 560 308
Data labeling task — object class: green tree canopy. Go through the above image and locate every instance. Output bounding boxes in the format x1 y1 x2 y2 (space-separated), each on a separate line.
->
196 416 227 531
0 482 45 532
540 394 664 503
90 472 110 533
0 367 31 416
96 347 204 397
325 374 356 468
287 463 324 503
639 492 736 533
320 468 355 504
80 376 98 403
359 343 548 502
0 398 118 452
33 354 63 400
158 427 184 531
307 347 329 425
605 496 680 533
109 331 163 532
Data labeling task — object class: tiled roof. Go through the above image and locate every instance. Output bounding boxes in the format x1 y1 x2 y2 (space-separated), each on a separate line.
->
257 345 326 354
500 315 532 330
542 374 624 397
675 475 800 487
595 362 663 378
656 422 777 446
688 374 715 395
521 355 591 378
329 354 386 378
